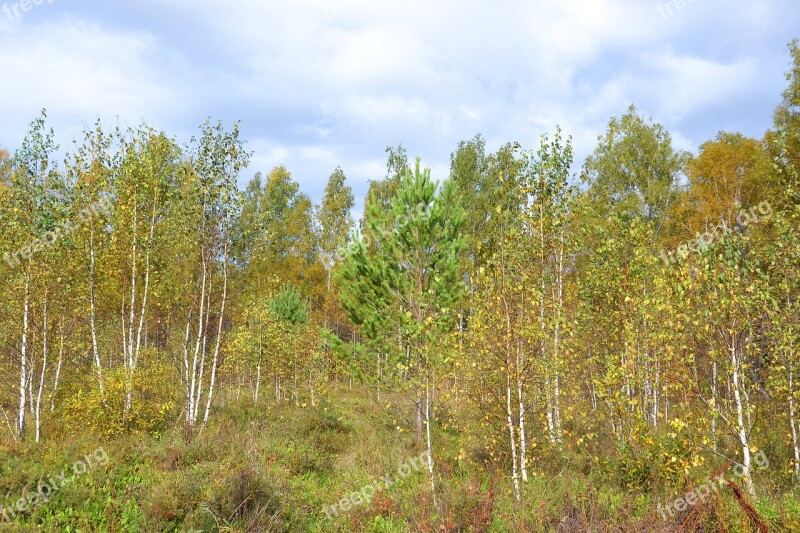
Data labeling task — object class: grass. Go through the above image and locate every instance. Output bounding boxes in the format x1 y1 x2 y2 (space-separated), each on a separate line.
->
0 384 798 531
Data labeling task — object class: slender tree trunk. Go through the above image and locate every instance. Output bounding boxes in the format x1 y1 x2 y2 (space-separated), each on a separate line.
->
553 240 564 441
1 407 17 442
539 197 559 446
125 200 157 418
134 199 157 360
415 359 424 443
35 293 48 442
653 359 660 429
194 273 213 421
324 266 332 329
254 324 262 405
425 377 438 508
201 241 230 431
17 273 30 438
27 360 35 417
124 203 138 417
712 360 718 453
89 224 105 399
515 316 528 483
182 313 192 423
506 370 520 502
121 295 128 368
516 371 528 483
188 253 208 427
731 335 755 499
50 317 64 413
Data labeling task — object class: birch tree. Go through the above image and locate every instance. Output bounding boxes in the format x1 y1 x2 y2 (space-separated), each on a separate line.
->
689 231 772 499
524 128 576 444
3 112 61 439
67 120 118 400
181 120 250 433
112 127 178 419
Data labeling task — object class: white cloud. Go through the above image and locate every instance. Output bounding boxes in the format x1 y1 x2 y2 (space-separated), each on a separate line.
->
648 50 758 121
0 0 797 209
0 19 185 131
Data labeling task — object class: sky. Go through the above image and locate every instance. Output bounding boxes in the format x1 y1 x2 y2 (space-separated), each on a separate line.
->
1 0 798 213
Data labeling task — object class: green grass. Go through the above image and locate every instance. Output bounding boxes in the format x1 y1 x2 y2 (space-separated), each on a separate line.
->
1 385 799 531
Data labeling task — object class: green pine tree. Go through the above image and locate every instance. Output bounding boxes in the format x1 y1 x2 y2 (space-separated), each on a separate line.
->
338 157 466 507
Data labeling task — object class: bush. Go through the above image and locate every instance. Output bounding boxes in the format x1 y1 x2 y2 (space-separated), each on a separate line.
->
62 362 177 437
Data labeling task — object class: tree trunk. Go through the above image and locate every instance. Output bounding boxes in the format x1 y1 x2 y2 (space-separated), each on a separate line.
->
124 199 157 418
416 357 424 443
712 360 718 453
17 273 29 438
124 202 138 418
50 317 64 413
507 371 521 502
1 407 16 442
35 293 48 443
254 327 262 405
731 335 756 499
516 336 528 482
187 253 208 428
201 240 230 431
89 224 105 400
194 274 213 421
182 314 192 424
553 240 564 441
425 377 438 508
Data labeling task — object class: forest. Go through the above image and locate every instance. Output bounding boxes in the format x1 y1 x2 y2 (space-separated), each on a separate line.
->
0 39 798 532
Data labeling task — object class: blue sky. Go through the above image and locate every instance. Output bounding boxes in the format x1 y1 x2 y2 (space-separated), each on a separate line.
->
1 0 798 212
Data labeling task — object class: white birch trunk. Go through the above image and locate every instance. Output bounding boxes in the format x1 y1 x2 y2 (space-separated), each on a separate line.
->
89 224 105 399
121 295 128 368
2 407 17 442
425 377 438 508
27 363 35 417
712 359 718 453
17 273 30 438
506 371 520 501
731 336 755 499
653 359 660 429
134 200 157 361
254 325 262 405
553 242 564 442
194 276 213 421
515 303 528 482
35 293 48 442
50 318 64 413
187 254 208 427
124 203 138 416
201 240 230 431
182 313 192 423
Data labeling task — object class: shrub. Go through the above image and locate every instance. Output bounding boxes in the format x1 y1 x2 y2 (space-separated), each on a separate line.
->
62 361 177 437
